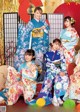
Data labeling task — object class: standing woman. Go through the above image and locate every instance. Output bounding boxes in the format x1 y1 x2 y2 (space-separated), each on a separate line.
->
14 7 50 79
60 16 79 68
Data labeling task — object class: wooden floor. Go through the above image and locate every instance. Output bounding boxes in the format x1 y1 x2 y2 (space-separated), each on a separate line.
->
0 98 78 112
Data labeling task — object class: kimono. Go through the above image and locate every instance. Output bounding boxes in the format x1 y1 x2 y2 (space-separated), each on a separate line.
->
64 50 80 101
60 27 79 67
68 64 80 100
38 50 69 104
0 61 38 105
14 19 50 73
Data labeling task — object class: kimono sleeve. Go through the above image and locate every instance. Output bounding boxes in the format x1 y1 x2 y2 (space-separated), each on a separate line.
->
66 29 79 50
25 21 34 34
29 64 38 80
60 29 64 39
60 51 67 72
41 19 50 33
44 52 50 65
44 52 55 69
16 21 34 48
69 29 79 48
18 64 23 75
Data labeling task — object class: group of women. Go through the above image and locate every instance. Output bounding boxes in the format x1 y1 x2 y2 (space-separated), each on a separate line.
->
13 7 79 105
0 6 79 106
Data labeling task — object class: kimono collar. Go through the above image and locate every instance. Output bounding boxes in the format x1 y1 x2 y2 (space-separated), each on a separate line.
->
34 18 40 22
66 27 73 31
51 49 57 53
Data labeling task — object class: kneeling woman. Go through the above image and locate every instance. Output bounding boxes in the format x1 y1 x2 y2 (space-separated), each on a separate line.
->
37 39 69 106
0 49 38 105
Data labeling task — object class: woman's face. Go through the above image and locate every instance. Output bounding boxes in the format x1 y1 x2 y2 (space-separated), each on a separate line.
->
52 42 61 51
64 19 71 28
25 54 33 62
34 10 42 20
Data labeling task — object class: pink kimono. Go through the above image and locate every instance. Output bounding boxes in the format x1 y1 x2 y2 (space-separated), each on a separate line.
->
5 61 38 105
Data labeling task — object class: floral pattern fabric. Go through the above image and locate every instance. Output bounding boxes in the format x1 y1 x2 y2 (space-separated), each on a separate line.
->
60 27 79 66
38 50 69 101
14 19 50 71
4 61 38 105
64 61 80 100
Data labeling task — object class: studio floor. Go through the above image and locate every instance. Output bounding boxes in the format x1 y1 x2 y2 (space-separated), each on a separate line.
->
0 98 78 112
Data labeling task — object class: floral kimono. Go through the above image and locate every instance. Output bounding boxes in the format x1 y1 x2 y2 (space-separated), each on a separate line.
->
60 27 79 67
38 50 69 104
64 50 80 101
0 61 38 105
14 19 50 73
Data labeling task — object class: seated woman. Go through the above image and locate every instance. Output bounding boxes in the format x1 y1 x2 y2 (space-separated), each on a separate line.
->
37 39 69 106
0 49 38 105
64 50 80 102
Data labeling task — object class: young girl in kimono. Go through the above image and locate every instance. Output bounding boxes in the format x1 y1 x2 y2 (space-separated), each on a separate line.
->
0 49 38 105
60 16 79 68
37 39 69 106
14 7 50 81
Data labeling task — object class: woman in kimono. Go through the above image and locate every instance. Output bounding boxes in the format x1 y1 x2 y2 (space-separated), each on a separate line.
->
14 7 50 79
37 39 69 106
64 50 80 102
0 49 38 105
60 16 79 67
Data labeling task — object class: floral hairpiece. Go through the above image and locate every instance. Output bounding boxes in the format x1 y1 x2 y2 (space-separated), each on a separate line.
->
71 17 75 24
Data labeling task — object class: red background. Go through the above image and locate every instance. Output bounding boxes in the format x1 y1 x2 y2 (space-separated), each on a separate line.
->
54 2 80 37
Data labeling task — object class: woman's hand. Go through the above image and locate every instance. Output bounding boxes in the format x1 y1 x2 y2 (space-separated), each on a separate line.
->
40 26 46 30
60 72 65 76
30 64 37 71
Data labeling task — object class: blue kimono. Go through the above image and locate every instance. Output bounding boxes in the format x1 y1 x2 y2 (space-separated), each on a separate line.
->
60 28 79 50
38 50 69 104
14 19 50 72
